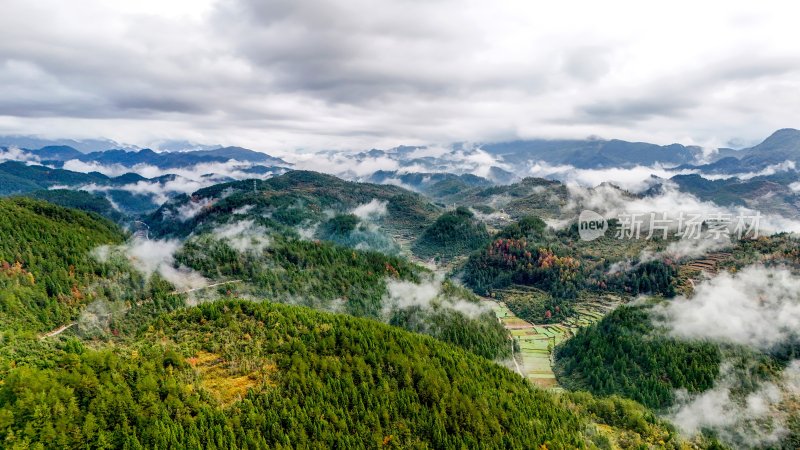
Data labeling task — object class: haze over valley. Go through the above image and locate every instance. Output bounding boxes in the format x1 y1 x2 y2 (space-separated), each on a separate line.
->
3 1 800 448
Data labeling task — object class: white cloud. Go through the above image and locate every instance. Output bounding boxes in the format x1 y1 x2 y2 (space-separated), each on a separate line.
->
661 236 731 260
528 161 697 192
702 160 798 181
351 199 388 220
212 219 271 253
176 196 214 221
93 238 209 291
653 265 800 447
656 265 800 350
71 178 210 206
566 183 800 235
232 204 254 215
3 1 799 151
55 158 286 211
289 152 398 178
382 277 489 320
62 158 272 180
669 360 799 448
0 146 39 163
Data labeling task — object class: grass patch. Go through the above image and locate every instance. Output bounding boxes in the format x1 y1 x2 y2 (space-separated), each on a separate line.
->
188 350 277 406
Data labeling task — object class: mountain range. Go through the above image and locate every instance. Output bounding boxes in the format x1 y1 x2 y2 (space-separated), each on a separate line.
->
6 128 800 175
3 128 800 220
676 128 800 174
1 135 799 447
8 145 290 169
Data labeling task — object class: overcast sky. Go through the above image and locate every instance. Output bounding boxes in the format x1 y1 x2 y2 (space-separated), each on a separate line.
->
1 0 799 153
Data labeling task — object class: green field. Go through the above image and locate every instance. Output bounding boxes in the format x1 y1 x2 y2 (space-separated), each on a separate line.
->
483 295 620 389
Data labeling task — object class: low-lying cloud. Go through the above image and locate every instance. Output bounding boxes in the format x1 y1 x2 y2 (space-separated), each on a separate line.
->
0 146 39 163
566 183 800 235
351 199 388 220
657 265 800 350
653 265 800 447
290 145 512 182
176 196 214 221
212 219 271 253
382 277 489 320
93 237 208 292
670 360 800 448
51 158 286 212
528 161 695 192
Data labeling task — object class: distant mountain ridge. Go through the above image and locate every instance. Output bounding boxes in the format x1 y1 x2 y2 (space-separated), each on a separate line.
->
0 141 289 169
33 145 289 168
0 135 134 152
480 138 703 169
676 128 800 174
6 129 800 177
0 160 287 215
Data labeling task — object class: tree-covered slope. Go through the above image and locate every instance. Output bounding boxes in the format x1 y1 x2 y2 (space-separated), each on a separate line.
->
461 217 677 323
438 177 569 220
146 171 441 242
0 300 587 449
0 198 126 330
177 233 423 318
554 305 723 410
176 232 510 359
411 207 490 261
0 161 109 192
25 189 125 223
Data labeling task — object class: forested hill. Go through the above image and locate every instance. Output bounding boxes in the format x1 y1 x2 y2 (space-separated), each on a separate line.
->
0 192 729 448
146 170 441 240
176 230 511 360
411 206 491 261
0 299 707 449
555 305 721 409
0 197 126 331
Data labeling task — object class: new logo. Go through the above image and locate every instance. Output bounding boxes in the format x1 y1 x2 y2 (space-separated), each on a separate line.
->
578 210 607 241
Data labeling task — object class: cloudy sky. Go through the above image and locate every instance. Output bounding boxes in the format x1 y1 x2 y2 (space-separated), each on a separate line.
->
1 0 799 152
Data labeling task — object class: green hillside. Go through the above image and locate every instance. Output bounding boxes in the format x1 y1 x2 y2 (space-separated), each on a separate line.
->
147 171 441 243
554 305 722 409
411 207 490 261
176 232 510 359
0 180 738 449
25 189 125 222
0 299 712 449
435 177 569 220
462 218 676 323
0 161 107 195
0 198 125 331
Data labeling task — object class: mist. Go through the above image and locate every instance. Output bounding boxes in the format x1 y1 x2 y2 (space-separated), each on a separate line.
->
382 277 489 321
652 265 800 447
351 199 388 220
212 219 271 253
93 237 209 292
656 265 800 350
566 183 800 235
669 360 800 447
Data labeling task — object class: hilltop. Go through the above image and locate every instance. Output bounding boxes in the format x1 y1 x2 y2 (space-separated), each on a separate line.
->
146 170 441 243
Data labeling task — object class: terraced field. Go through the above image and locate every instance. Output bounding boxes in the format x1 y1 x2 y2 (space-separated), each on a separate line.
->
483 295 620 389
676 252 733 295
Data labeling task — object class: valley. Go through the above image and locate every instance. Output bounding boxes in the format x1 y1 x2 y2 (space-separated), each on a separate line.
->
484 292 620 389
1 132 800 448
4 1 800 446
